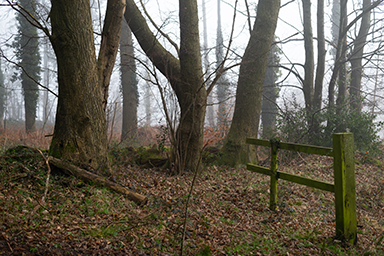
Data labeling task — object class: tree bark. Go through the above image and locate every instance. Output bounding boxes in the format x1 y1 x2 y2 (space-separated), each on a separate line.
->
335 0 348 117
15 0 40 134
312 0 325 139
177 0 206 171
98 0 127 111
350 0 371 114
261 45 278 138
49 0 125 177
216 0 229 128
302 0 315 116
221 0 280 166
120 18 138 142
328 0 347 110
314 0 325 112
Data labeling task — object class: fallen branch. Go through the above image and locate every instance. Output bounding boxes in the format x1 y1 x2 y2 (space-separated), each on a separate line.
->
48 157 148 205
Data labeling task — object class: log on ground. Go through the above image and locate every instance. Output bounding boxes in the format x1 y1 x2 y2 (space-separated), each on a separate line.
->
48 156 147 205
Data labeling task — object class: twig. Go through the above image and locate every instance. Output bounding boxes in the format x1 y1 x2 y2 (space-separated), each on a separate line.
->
180 152 203 256
1 234 13 252
35 148 51 204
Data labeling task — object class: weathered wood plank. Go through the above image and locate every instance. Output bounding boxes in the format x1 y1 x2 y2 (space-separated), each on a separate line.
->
333 133 357 244
246 138 270 147
246 137 333 156
277 172 334 192
247 164 335 193
247 164 271 176
278 142 333 156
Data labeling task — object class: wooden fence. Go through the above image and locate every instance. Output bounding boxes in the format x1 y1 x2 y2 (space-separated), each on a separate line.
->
246 133 357 244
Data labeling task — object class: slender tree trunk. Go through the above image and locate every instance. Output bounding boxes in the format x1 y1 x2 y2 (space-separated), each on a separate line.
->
328 0 347 110
302 0 314 117
120 18 138 142
312 0 325 139
49 0 125 176
350 0 371 114
221 0 280 166
216 0 229 128
202 0 214 128
335 0 348 116
0 57 4 130
314 0 325 112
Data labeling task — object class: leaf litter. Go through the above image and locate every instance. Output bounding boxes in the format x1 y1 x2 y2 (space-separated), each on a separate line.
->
0 147 383 255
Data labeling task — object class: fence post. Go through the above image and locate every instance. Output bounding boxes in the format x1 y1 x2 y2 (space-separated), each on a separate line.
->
333 133 357 244
269 139 279 211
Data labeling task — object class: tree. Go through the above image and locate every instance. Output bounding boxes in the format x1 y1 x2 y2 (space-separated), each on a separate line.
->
261 43 280 138
13 0 41 133
0 57 5 130
49 0 125 176
220 0 280 166
125 0 206 172
216 0 230 128
120 18 138 142
302 0 315 117
202 0 214 128
299 0 325 140
350 0 372 114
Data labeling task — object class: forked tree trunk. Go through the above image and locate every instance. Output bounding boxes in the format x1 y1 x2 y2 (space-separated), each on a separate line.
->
49 0 125 177
221 0 280 166
125 0 206 172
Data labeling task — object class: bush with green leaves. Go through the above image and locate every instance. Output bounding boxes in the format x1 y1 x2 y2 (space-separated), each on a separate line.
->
275 99 382 155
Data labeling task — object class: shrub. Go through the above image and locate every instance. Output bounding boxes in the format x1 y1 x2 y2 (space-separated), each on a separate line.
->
275 99 382 155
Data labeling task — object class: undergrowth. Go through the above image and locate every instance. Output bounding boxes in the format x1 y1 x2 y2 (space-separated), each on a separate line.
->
0 128 384 255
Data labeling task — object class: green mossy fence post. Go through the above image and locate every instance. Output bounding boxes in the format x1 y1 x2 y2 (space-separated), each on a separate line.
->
270 139 279 211
333 133 357 244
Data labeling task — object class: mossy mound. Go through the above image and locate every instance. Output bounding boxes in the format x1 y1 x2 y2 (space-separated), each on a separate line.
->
110 145 168 169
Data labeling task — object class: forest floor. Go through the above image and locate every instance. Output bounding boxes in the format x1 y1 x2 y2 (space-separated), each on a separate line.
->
0 134 384 255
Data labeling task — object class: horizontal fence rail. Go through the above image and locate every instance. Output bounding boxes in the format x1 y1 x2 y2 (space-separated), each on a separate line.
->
246 133 357 244
246 138 334 156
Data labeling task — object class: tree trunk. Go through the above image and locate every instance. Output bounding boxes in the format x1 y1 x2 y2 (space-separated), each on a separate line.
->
202 0 215 128
125 0 206 172
312 0 325 139
350 0 371 114
328 0 347 110
49 0 125 177
0 58 4 130
221 0 280 166
178 0 206 171
216 0 229 128
302 0 314 117
314 0 325 112
261 45 278 138
335 0 348 117
120 18 138 142
14 0 41 134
